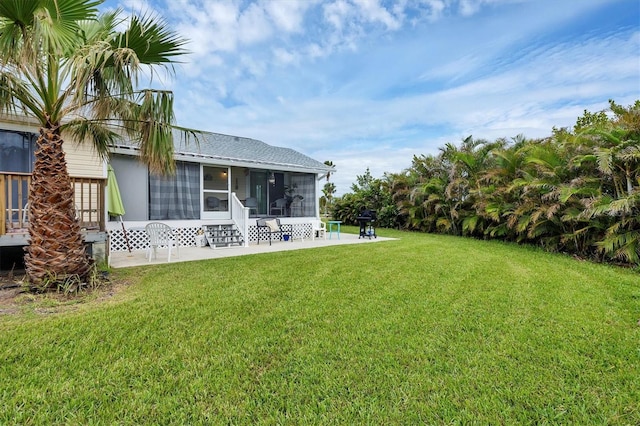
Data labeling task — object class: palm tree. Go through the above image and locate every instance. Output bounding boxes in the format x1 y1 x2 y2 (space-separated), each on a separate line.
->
322 181 336 216
586 101 640 198
478 145 528 240
324 160 335 183
586 192 640 265
0 0 194 288
580 100 640 264
324 160 335 181
321 160 336 216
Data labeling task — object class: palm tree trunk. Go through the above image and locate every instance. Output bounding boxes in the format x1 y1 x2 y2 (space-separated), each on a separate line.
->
24 116 92 288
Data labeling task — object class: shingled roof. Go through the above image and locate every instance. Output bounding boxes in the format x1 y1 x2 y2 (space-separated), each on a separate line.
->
113 130 333 175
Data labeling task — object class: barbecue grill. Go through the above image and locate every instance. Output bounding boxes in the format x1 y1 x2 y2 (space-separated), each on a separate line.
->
357 209 377 239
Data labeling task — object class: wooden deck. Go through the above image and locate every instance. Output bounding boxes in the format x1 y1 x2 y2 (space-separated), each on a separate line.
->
1 172 106 239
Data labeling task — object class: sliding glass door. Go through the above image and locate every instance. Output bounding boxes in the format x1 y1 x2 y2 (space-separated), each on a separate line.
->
249 171 286 216
249 171 267 215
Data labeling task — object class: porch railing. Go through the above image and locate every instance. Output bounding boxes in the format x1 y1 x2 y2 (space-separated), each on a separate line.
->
1 172 106 236
230 192 249 247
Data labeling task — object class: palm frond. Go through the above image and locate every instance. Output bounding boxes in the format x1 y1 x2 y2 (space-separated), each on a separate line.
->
487 223 509 238
462 215 479 234
133 90 176 174
596 230 640 265
594 148 614 175
61 119 118 160
112 12 188 66
0 70 43 120
0 0 41 61
558 185 598 203
436 217 453 233
607 197 635 216
619 144 640 162
36 0 101 54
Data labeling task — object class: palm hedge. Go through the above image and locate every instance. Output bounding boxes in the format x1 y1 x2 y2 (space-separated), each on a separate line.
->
333 100 640 267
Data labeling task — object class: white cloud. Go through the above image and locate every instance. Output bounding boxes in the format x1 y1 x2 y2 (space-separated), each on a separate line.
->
237 3 273 44
118 0 158 14
172 1 240 55
421 0 447 21
262 0 317 33
458 0 485 16
352 0 402 30
419 53 483 82
272 47 298 65
306 42 327 58
457 0 527 17
323 0 354 31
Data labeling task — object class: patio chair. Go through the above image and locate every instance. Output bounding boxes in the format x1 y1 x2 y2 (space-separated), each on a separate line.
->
245 197 258 216
269 198 287 216
206 196 221 211
257 217 292 245
145 222 178 262
21 202 28 223
11 203 76 227
312 221 326 241
289 195 304 217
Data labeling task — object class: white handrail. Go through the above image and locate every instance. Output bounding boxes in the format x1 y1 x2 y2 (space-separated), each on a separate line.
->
230 192 249 247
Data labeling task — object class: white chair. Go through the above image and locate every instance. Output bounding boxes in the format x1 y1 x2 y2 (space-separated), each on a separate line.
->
145 222 178 262
312 221 326 241
270 198 287 216
18 203 81 225
22 202 29 224
289 195 304 217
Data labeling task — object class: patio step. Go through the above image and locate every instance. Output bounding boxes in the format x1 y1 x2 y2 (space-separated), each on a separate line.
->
202 224 243 248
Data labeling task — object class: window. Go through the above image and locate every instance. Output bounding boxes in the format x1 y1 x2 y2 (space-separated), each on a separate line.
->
0 130 36 173
203 166 229 213
149 161 200 220
0 130 36 218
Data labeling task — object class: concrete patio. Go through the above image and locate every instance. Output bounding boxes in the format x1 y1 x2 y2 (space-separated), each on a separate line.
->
109 232 394 268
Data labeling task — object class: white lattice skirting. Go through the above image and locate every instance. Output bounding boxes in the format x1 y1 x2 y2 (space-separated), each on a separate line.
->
108 223 315 252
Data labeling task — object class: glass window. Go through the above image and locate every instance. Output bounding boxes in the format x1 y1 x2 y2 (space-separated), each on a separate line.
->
0 130 35 219
203 166 229 212
203 166 228 191
0 130 36 173
249 171 267 215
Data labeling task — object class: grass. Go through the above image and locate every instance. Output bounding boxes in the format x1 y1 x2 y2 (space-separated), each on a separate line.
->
1 228 639 424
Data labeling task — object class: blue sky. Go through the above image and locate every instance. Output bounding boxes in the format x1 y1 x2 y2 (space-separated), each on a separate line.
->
102 0 640 195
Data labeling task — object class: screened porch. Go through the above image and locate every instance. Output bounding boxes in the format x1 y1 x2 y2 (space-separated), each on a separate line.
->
110 154 319 222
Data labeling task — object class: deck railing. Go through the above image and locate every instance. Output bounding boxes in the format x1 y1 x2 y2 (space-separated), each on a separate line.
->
1 172 106 236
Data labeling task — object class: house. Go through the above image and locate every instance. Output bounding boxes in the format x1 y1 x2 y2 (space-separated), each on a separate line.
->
107 131 334 252
0 117 335 267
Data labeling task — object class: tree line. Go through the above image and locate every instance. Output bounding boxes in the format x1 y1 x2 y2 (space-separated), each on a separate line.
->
332 100 640 267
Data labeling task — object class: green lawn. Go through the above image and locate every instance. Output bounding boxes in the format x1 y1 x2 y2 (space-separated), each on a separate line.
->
1 228 639 424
